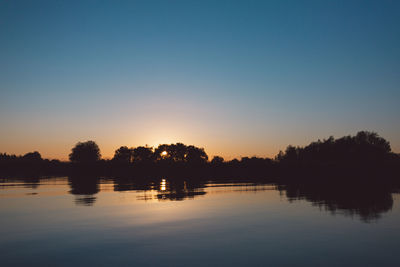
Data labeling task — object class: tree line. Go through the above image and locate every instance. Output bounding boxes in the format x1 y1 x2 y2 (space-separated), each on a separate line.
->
63 130 400 164
275 131 394 162
0 131 399 177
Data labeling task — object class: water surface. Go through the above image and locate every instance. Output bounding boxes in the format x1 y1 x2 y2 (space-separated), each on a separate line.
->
1 177 399 266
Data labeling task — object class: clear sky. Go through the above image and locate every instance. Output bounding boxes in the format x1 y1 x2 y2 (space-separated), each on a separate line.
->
1 0 399 160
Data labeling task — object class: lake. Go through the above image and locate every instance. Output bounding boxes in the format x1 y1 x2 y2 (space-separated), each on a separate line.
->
1 176 399 266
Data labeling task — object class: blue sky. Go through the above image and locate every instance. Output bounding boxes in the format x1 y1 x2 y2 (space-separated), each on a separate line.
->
1 0 399 159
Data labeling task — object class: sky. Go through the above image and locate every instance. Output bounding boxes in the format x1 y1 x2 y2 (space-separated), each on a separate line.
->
1 0 399 160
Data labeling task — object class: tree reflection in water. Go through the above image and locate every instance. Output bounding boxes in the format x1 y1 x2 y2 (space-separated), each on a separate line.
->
113 177 207 201
8 175 397 222
156 179 207 201
68 175 100 206
111 176 399 222
276 178 397 222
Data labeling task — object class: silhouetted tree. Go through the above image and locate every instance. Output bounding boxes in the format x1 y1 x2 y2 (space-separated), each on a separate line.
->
185 146 208 163
284 145 299 161
241 156 272 166
153 143 208 163
113 146 133 163
275 151 284 161
229 159 240 165
154 144 171 161
276 131 392 162
211 156 224 164
0 153 17 161
171 143 187 162
22 151 42 162
185 145 208 163
132 146 154 163
69 141 101 163
354 131 391 154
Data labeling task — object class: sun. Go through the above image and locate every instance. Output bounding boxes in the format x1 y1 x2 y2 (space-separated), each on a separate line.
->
161 151 168 156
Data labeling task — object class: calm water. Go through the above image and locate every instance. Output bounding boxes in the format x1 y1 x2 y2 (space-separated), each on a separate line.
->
1 177 399 267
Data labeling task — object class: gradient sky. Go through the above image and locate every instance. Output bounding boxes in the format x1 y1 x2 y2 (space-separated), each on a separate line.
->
1 0 399 160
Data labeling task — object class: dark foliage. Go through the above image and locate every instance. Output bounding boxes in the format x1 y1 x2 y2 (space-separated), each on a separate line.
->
132 146 154 163
152 143 208 163
22 151 42 161
0 131 398 181
211 156 224 165
113 146 133 163
69 141 101 163
276 131 392 162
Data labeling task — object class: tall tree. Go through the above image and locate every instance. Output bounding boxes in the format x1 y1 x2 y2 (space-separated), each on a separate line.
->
186 145 208 163
113 146 133 163
69 141 101 163
132 146 154 163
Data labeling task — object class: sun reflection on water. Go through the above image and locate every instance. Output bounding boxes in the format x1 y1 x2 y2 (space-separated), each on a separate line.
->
160 179 167 191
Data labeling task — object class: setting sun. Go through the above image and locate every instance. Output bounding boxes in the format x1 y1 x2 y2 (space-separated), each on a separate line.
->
161 151 168 156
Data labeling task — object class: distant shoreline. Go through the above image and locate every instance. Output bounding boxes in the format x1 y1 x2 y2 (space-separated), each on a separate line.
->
1 131 399 181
